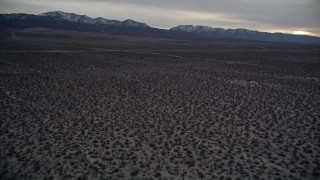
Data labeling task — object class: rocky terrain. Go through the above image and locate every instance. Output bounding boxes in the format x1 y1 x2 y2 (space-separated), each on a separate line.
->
0 30 320 179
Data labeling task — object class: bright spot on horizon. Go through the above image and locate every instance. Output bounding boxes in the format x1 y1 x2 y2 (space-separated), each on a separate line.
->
292 31 310 35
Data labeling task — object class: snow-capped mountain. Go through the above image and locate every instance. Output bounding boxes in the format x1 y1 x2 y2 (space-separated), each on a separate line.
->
171 25 224 33
39 11 149 28
1 11 320 43
120 19 149 28
40 11 96 24
94 17 120 25
171 25 259 37
170 25 312 42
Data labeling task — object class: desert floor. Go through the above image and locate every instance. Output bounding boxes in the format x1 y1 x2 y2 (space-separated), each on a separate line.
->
1 29 320 179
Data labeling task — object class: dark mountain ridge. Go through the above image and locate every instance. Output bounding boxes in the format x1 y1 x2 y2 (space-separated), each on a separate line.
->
171 25 320 44
1 11 319 44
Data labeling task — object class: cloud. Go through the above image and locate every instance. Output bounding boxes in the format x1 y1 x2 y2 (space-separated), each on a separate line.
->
0 0 319 35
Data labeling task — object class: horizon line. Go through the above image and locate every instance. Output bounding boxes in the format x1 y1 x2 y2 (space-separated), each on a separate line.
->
2 10 319 37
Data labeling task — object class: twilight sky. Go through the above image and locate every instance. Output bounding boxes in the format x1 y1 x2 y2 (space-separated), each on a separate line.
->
1 0 319 36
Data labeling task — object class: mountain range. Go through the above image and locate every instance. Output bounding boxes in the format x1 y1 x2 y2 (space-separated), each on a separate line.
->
39 11 150 28
1 11 320 44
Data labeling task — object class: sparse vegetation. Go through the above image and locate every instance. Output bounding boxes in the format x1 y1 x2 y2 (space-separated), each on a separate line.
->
0 29 319 179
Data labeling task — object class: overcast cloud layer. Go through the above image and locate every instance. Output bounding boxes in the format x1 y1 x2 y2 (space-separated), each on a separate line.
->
1 0 319 36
